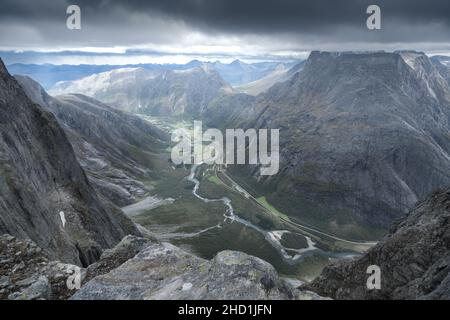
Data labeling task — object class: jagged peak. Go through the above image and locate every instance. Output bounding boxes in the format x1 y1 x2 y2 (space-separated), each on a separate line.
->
230 59 246 66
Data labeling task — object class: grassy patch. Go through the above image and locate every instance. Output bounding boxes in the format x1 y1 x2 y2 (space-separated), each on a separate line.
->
207 175 222 186
256 196 291 221
134 196 225 234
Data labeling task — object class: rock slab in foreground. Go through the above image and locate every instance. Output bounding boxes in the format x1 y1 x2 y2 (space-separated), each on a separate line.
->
71 242 316 300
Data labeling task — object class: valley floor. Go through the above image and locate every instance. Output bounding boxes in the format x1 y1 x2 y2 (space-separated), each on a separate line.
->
125 116 378 281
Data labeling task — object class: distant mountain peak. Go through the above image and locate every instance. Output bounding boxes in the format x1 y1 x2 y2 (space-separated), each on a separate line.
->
230 59 245 66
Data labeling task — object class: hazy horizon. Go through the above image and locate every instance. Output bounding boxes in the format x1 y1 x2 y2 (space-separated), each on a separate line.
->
2 0 450 65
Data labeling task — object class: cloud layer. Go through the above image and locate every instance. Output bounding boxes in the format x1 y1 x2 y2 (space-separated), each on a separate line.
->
1 0 450 63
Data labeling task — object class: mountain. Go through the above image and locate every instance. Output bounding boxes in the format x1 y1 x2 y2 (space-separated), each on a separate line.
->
0 58 139 266
6 61 205 90
431 56 450 87
48 67 161 112
235 61 305 96
49 65 233 116
15 75 168 207
209 60 296 86
7 60 295 90
6 64 125 90
208 51 450 239
306 186 450 299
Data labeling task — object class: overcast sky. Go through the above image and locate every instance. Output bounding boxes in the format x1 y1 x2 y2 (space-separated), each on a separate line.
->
1 0 450 64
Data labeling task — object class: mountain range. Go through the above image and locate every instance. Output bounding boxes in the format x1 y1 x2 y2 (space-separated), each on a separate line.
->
15 75 168 207
2 50 450 300
205 51 450 239
49 65 233 116
41 51 450 239
0 57 319 299
7 60 295 90
0 59 139 266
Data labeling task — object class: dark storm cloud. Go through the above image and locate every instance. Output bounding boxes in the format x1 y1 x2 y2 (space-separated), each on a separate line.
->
39 0 450 35
141 0 450 33
1 0 450 55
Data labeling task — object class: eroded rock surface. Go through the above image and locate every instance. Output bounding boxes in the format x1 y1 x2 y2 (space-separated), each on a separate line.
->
0 59 139 266
0 234 83 300
15 75 168 207
1 233 323 300
306 187 450 299
72 242 316 300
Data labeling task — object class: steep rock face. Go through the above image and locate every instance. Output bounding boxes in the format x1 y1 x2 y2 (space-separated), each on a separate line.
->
306 187 450 299
213 51 450 238
15 75 168 206
49 66 232 116
71 242 315 300
0 58 139 266
431 56 450 87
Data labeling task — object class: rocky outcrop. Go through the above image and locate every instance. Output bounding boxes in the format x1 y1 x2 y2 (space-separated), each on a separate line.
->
1 233 322 300
83 235 155 283
0 58 139 266
72 241 321 300
306 187 450 299
0 234 82 300
0 234 154 300
15 75 168 206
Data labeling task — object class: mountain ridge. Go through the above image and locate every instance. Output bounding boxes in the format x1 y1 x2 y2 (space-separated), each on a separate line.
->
15 75 168 206
208 51 450 238
48 66 233 116
306 186 450 299
0 58 140 266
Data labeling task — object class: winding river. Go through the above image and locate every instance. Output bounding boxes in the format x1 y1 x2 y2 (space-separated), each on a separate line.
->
186 163 355 263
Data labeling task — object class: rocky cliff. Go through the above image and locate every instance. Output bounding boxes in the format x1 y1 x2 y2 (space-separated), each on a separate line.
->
0 58 139 266
306 187 450 299
15 75 168 206
210 51 450 239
